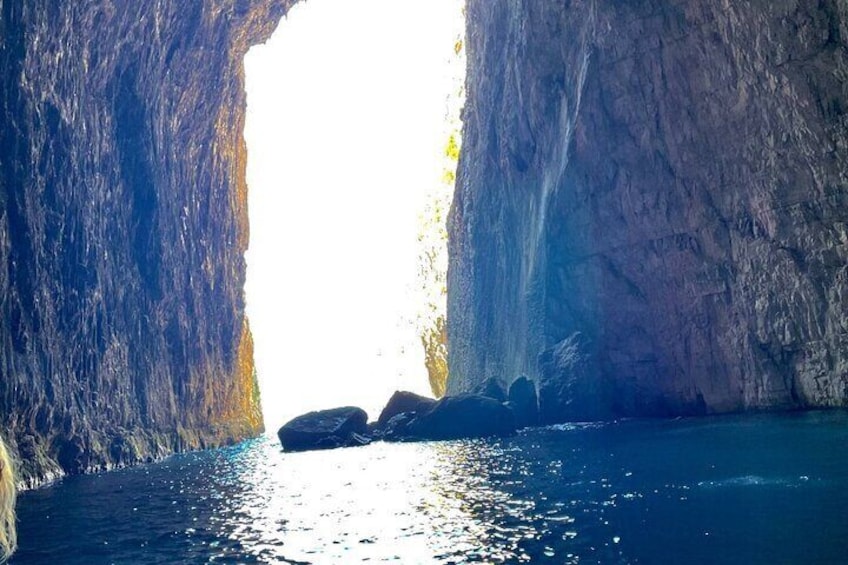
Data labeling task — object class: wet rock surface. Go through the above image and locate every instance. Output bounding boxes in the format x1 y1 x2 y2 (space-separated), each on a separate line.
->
382 412 419 442
406 394 517 441
282 391 519 451
0 0 297 485
448 1 848 419
277 407 369 452
377 391 436 428
508 377 539 428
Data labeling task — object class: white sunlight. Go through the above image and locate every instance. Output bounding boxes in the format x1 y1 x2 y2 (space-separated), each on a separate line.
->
244 0 462 431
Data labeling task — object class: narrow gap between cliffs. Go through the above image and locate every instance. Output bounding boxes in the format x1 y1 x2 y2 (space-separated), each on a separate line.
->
243 0 464 432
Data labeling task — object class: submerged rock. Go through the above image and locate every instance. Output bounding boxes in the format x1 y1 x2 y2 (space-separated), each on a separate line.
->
407 394 516 441
377 391 437 428
508 376 539 428
277 407 369 452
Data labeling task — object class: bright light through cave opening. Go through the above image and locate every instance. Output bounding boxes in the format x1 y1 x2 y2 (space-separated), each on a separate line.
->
244 0 464 431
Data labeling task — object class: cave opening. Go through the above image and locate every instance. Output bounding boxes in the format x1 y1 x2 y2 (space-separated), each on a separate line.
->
243 0 464 431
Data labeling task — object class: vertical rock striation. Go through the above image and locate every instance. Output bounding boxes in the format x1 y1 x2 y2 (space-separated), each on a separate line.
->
449 1 848 420
0 0 295 485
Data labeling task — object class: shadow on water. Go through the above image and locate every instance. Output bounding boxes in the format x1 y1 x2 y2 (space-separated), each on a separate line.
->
13 410 848 564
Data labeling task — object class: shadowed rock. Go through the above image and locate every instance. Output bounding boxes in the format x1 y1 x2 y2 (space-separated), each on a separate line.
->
508 376 539 428
447 1 848 420
377 390 436 427
377 391 437 427
383 412 419 441
538 333 608 423
0 0 293 484
366 421 384 439
472 378 508 402
277 407 369 452
407 394 516 441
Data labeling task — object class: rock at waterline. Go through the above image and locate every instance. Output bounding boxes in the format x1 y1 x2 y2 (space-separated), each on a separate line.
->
277 407 369 452
508 376 539 428
407 393 516 441
366 421 384 439
382 412 419 441
279 393 518 451
377 390 437 427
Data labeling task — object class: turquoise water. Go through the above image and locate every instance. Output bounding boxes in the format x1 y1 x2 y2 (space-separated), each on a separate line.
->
13 411 848 564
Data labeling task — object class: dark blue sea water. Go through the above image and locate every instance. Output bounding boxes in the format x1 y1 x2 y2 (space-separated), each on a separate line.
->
12 411 848 564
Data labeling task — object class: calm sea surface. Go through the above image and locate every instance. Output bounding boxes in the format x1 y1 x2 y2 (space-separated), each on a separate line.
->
13 411 848 564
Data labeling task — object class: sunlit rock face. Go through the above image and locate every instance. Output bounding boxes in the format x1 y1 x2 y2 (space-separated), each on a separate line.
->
448 1 848 420
0 0 295 484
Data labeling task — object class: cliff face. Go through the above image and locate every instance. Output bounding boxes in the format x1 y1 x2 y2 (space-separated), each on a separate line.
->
449 1 848 420
0 0 294 485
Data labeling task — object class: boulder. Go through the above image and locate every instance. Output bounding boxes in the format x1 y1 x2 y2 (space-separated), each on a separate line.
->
277 406 369 452
366 421 384 439
408 393 516 441
377 391 436 427
508 376 539 428
382 412 418 441
472 378 507 402
348 432 372 447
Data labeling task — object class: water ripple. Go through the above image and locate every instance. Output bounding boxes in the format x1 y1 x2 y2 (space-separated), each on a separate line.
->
14 411 848 564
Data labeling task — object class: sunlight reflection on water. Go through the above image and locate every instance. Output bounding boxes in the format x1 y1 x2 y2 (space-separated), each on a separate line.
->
14 412 848 564
214 438 539 563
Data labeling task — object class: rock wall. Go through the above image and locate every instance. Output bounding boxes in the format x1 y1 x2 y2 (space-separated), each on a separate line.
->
0 0 294 485
449 0 848 420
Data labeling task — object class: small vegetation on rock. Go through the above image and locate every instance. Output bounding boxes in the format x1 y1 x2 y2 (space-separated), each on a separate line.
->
415 7 465 398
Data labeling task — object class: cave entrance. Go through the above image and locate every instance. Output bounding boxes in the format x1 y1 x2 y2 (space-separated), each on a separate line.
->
244 0 464 431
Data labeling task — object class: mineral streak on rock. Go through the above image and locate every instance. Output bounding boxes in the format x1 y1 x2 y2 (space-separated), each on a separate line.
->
448 1 848 418
0 0 296 485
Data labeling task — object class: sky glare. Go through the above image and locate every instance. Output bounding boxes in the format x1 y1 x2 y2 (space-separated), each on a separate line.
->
244 0 463 430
